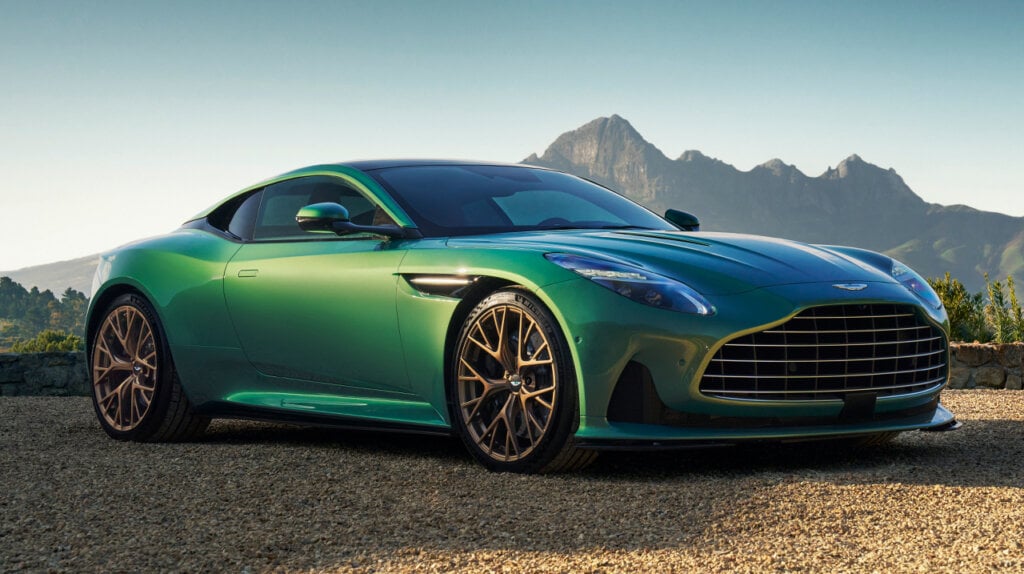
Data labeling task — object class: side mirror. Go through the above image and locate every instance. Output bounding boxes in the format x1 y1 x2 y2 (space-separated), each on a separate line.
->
296 202 350 233
665 209 700 231
295 202 413 239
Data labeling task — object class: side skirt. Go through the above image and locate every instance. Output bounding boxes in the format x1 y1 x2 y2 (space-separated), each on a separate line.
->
196 401 454 437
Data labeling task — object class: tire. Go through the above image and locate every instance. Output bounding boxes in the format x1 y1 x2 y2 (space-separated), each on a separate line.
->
448 288 597 473
89 293 209 442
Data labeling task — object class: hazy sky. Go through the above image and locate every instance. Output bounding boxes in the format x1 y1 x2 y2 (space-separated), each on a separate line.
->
1 0 1021 270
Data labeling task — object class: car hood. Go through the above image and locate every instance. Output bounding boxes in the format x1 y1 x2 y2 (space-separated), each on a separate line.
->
447 230 896 295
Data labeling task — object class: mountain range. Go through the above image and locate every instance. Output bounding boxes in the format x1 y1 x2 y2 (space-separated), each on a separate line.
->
2 115 1020 295
525 115 1023 292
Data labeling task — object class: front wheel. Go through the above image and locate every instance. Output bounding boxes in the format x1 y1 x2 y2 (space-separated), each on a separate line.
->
89 293 209 441
449 289 596 473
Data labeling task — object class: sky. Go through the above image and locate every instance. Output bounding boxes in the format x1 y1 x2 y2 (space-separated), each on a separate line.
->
1 0 1022 270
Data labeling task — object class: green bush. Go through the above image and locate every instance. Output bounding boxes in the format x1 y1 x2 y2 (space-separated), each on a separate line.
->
929 272 1024 343
983 274 1024 343
929 272 987 342
9 329 84 353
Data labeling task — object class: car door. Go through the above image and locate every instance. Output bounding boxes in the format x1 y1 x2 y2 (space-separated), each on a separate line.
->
223 175 410 394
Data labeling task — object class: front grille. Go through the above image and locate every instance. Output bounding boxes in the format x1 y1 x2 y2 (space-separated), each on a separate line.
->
699 304 947 401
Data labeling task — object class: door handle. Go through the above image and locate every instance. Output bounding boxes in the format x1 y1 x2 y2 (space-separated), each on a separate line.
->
237 269 259 278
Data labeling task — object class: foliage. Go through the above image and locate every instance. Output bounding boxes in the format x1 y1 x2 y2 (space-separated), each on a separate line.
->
929 273 987 342
9 329 84 352
983 274 1024 343
0 276 89 351
929 272 1024 343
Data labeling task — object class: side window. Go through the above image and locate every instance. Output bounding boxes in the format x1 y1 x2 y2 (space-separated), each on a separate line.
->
206 189 263 240
228 191 263 240
252 176 394 241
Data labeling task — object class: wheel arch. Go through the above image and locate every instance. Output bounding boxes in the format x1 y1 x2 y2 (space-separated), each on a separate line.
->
86 281 157 359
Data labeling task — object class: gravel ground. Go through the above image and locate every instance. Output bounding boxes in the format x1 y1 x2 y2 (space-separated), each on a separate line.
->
1 391 1022 573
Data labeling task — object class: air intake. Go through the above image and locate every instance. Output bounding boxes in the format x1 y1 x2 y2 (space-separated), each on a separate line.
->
699 304 947 401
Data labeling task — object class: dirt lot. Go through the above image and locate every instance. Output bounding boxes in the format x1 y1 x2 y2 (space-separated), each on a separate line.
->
1 391 1022 573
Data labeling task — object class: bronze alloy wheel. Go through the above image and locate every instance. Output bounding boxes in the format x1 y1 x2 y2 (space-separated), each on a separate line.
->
92 305 159 431
457 303 557 462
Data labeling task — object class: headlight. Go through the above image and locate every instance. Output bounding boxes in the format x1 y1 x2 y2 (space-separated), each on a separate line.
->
545 253 714 315
891 259 942 309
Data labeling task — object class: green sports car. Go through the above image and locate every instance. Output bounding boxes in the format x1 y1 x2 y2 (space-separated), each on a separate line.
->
87 160 959 473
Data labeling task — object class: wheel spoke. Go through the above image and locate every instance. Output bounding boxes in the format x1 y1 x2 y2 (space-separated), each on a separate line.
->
526 407 546 436
517 394 535 445
523 384 555 400
98 385 121 411
532 395 553 411
466 334 500 361
106 314 126 349
505 400 522 458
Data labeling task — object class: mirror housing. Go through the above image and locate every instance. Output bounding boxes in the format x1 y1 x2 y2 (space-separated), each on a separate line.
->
296 202 350 233
665 209 700 231
295 202 413 239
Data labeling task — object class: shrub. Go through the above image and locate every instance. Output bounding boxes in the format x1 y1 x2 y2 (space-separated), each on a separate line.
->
930 272 1024 343
9 329 84 353
929 273 987 342
983 274 1024 344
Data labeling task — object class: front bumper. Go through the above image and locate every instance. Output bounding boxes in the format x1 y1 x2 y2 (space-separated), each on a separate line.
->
539 278 954 443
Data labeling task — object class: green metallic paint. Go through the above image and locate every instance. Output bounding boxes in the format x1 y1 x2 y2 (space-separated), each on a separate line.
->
224 238 410 393
87 162 956 446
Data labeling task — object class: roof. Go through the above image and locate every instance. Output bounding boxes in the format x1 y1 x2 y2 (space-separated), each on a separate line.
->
338 159 538 171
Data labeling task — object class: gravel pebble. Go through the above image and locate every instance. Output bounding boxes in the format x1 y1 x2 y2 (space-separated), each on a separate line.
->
1 391 1022 572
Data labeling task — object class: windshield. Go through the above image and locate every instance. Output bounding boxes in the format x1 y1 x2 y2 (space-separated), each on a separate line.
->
368 165 676 236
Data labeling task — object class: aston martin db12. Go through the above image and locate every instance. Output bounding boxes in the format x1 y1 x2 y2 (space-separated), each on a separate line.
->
87 160 958 472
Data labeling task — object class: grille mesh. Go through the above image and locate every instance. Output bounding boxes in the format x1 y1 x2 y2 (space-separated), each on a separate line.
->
699 304 947 401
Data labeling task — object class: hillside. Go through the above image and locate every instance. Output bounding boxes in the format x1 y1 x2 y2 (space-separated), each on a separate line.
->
0 255 97 297
524 115 1023 291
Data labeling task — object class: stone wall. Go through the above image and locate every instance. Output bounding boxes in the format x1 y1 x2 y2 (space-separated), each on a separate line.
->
948 343 1023 390
0 352 89 396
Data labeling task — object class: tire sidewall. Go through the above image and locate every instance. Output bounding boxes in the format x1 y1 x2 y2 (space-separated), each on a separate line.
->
89 293 177 441
448 288 580 472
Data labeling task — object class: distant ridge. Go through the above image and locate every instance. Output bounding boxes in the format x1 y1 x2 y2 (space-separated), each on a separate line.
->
525 115 1023 291
1 255 97 296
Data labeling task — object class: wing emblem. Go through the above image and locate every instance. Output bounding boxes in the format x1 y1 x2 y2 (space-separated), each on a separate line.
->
832 283 868 291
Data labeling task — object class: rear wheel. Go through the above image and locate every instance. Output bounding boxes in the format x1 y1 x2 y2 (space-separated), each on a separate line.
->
449 289 596 473
90 293 209 441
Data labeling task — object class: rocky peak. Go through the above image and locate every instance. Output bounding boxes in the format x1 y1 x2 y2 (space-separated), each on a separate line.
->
756 158 806 178
819 154 924 205
527 115 667 170
677 149 709 162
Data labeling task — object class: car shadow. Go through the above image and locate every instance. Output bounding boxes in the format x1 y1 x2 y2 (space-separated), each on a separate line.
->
197 417 1022 488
